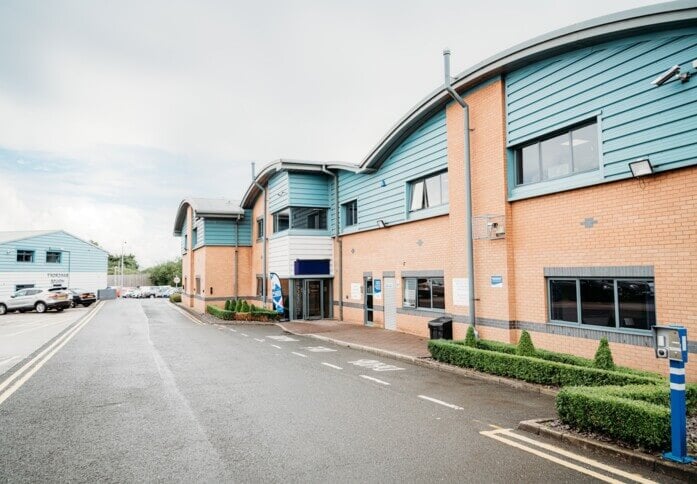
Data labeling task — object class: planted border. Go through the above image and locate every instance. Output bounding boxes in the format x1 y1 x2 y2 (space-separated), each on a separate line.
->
206 305 235 320
429 340 660 387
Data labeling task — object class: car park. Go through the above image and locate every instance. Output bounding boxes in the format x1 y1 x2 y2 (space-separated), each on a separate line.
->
0 288 72 315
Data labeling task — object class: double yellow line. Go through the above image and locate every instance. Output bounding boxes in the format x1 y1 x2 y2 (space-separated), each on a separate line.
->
0 301 105 406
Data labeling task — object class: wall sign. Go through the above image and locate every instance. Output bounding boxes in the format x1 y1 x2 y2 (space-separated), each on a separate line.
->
452 278 469 306
374 279 382 299
490 275 503 288
350 283 361 300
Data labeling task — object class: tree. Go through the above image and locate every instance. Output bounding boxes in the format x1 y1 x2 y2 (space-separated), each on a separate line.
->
594 338 615 370
516 330 536 357
147 259 182 286
108 254 140 274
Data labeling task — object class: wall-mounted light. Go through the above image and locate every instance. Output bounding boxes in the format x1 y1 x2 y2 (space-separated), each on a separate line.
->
629 159 654 178
376 220 387 229
379 180 386 188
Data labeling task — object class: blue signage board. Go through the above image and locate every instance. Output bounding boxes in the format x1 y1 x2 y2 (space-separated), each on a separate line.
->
374 279 381 294
270 273 284 315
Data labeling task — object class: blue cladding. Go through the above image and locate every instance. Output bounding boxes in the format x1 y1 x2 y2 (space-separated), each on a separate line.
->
268 171 289 213
294 259 330 275
288 173 330 208
333 109 448 234
0 231 107 273
506 28 697 198
202 212 253 246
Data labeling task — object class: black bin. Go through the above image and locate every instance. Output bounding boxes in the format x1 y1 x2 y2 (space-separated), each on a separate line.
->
428 317 453 340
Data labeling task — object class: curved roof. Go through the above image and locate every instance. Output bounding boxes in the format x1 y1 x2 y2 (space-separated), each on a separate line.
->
240 159 359 209
359 0 697 170
173 198 244 236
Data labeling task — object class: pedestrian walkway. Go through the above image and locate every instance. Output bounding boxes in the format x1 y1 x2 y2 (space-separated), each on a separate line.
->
278 320 431 358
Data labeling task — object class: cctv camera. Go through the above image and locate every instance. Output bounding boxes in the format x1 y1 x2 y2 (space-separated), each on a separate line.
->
657 348 668 358
652 65 680 86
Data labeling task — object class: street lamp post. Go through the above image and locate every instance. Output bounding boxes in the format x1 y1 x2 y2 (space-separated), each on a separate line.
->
120 241 127 288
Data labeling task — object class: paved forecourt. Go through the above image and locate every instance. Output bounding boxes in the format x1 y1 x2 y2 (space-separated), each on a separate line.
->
0 299 676 483
0 306 90 377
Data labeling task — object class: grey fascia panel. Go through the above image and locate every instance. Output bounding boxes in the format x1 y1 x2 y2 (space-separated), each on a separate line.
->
401 270 445 278
543 266 654 278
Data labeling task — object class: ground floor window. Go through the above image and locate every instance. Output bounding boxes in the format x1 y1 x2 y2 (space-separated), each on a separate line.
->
548 278 655 331
195 277 201 294
256 276 264 297
403 277 445 310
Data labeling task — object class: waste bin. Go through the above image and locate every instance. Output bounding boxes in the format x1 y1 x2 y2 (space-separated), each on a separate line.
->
428 317 453 340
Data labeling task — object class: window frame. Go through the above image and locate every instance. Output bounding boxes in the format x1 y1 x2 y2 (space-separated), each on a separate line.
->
273 207 329 233
343 199 358 227
256 217 265 240
408 171 448 213
547 277 656 332
256 276 264 297
16 250 35 263
402 276 445 311
46 251 62 264
515 119 600 187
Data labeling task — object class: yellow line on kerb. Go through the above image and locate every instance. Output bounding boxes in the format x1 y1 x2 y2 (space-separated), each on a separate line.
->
0 301 105 406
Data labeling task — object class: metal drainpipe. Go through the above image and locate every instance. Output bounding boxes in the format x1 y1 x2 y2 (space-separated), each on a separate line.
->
252 162 267 305
322 165 342 320
443 49 476 329
234 216 240 299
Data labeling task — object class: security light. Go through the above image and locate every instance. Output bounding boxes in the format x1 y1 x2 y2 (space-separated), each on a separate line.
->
629 159 653 178
376 220 386 229
652 65 680 86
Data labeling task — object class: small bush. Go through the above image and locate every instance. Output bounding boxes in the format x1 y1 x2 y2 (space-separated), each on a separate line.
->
429 340 660 387
169 293 182 303
516 330 536 357
241 300 250 312
464 325 477 347
206 304 235 321
594 338 615 370
232 299 240 312
224 300 231 311
250 303 257 312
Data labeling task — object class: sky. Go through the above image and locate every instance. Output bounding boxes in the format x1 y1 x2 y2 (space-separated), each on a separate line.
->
0 0 663 267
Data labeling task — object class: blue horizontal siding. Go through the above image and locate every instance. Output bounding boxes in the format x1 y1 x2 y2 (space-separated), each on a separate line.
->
0 231 107 273
288 173 330 208
268 171 289 213
203 212 253 246
334 109 447 234
506 27 697 199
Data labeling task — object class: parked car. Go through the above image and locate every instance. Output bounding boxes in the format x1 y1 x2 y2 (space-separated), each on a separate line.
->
156 286 173 298
0 288 72 315
139 286 157 298
68 288 97 308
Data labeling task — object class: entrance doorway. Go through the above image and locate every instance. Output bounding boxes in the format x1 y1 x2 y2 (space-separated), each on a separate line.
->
305 279 322 319
364 276 374 326
292 279 332 320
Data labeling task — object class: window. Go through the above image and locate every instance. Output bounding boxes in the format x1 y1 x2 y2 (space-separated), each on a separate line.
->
46 251 62 264
403 277 445 310
192 228 198 247
343 200 358 227
273 207 328 232
257 218 265 240
183 233 188 250
256 276 264 297
409 171 448 212
195 277 201 294
14 284 35 292
548 278 655 331
16 250 34 263
516 121 599 186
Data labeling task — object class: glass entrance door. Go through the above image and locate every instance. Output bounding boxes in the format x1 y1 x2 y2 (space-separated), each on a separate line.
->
304 280 322 320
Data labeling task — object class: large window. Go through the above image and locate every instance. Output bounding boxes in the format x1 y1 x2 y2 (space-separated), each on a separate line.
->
516 121 599 186
46 251 62 264
549 278 655 331
409 171 449 212
403 277 445 310
273 207 327 233
343 200 358 227
256 218 264 240
16 250 34 263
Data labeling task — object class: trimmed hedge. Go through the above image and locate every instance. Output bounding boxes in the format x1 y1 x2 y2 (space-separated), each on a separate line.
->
429 340 661 387
557 385 697 450
453 339 661 379
169 293 182 303
206 305 235 320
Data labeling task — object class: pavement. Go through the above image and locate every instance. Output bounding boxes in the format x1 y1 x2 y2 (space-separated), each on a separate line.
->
0 299 678 482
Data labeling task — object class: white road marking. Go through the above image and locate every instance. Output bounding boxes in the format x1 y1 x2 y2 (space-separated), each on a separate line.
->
241 333 249 337
359 375 390 385
228 328 237 332
321 362 343 370
270 344 282 349
304 346 337 353
0 302 104 407
349 359 405 372
418 395 464 410
480 429 656 484
1 318 79 337
254 338 265 342
268 335 299 342
291 352 307 358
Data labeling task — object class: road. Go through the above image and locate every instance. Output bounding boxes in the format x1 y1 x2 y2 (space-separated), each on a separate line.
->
0 299 675 483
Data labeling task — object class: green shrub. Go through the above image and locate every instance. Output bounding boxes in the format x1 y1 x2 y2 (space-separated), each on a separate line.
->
240 300 250 312
250 308 281 321
464 325 477 347
224 300 231 311
233 299 241 312
516 330 536 357
169 293 182 303
428 340 660 387
206 304 235 321
594 338 615 370
250 303 257 312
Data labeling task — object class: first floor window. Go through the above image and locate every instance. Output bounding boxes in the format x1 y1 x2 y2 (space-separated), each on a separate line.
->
257 218 265 240
274 210 290 233
549 278 655 331
46 251 62 264
409 171 448 212
343 200 358 227
403 277 445 310
16 250 34 263
516 120 599 186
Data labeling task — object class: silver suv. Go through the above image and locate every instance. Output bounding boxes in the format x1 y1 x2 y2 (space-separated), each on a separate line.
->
0 288 73 315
